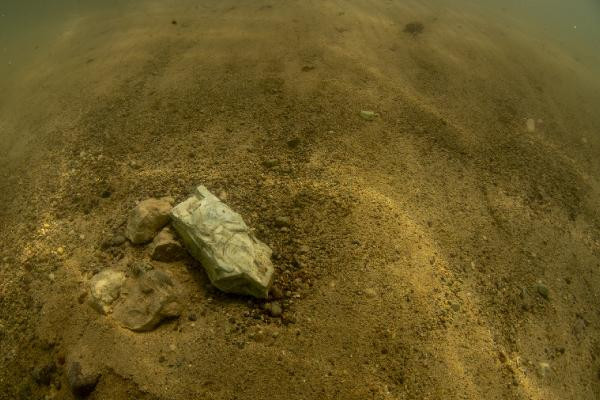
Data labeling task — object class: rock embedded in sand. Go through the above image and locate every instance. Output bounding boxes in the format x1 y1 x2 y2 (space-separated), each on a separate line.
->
526 118 536 132
287 137 301 148
274 215 291 227
89 269 127 314
262 159 279 169
170 185 274 298
150 227 186 262
101 234 126 250
32 362 56 386
67 361 100 398
536 283 549 300
112 268 181 331
538 362 551 377
88 267 181 331
125 198 173 244
270 285 284 299
404 21 424 36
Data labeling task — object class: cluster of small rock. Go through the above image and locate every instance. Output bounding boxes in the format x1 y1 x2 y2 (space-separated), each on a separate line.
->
89 197 184 333
89 187 276 333
77 186 277 396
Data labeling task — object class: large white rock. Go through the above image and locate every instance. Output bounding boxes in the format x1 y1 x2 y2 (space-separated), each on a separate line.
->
170 186 274 298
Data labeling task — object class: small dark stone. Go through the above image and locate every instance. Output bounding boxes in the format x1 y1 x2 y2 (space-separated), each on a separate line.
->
404 21 424 36
274 216 290 227
287 138 301 148
39 339 56 351
498 351 507 363
101 235 126 250
33 362 56 385
270 285 284 299
301 65 315 72
67 361 100 397
536 283 549 300
171 20 177 25
188 313 197 321
150 230 186 262
291 257 305 269
100 189 111 198
129 261 152 277
159 355 166 363
262 159 279 168
78 291 87 304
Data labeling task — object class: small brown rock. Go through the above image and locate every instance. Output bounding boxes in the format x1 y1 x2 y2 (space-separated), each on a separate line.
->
274 216 290 227
150 228 186 262
287 138 301 148
125 198 172 244
270 285 284 299
262 159 279 169
101 234 126 250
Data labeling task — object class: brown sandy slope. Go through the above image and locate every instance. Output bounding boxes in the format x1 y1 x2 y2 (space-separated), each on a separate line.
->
0 0 599 399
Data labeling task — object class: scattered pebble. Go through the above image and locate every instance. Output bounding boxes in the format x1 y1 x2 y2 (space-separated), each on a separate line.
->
538 362 551 377
404 21 424 36
287 138 301 148
270 301 283 317
270 286 284 299
32 362 56 385
262 159 279 168
101 234 126 249
274 216 291 227
536 283 549 300
526 118 536 132
359 110 377 121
